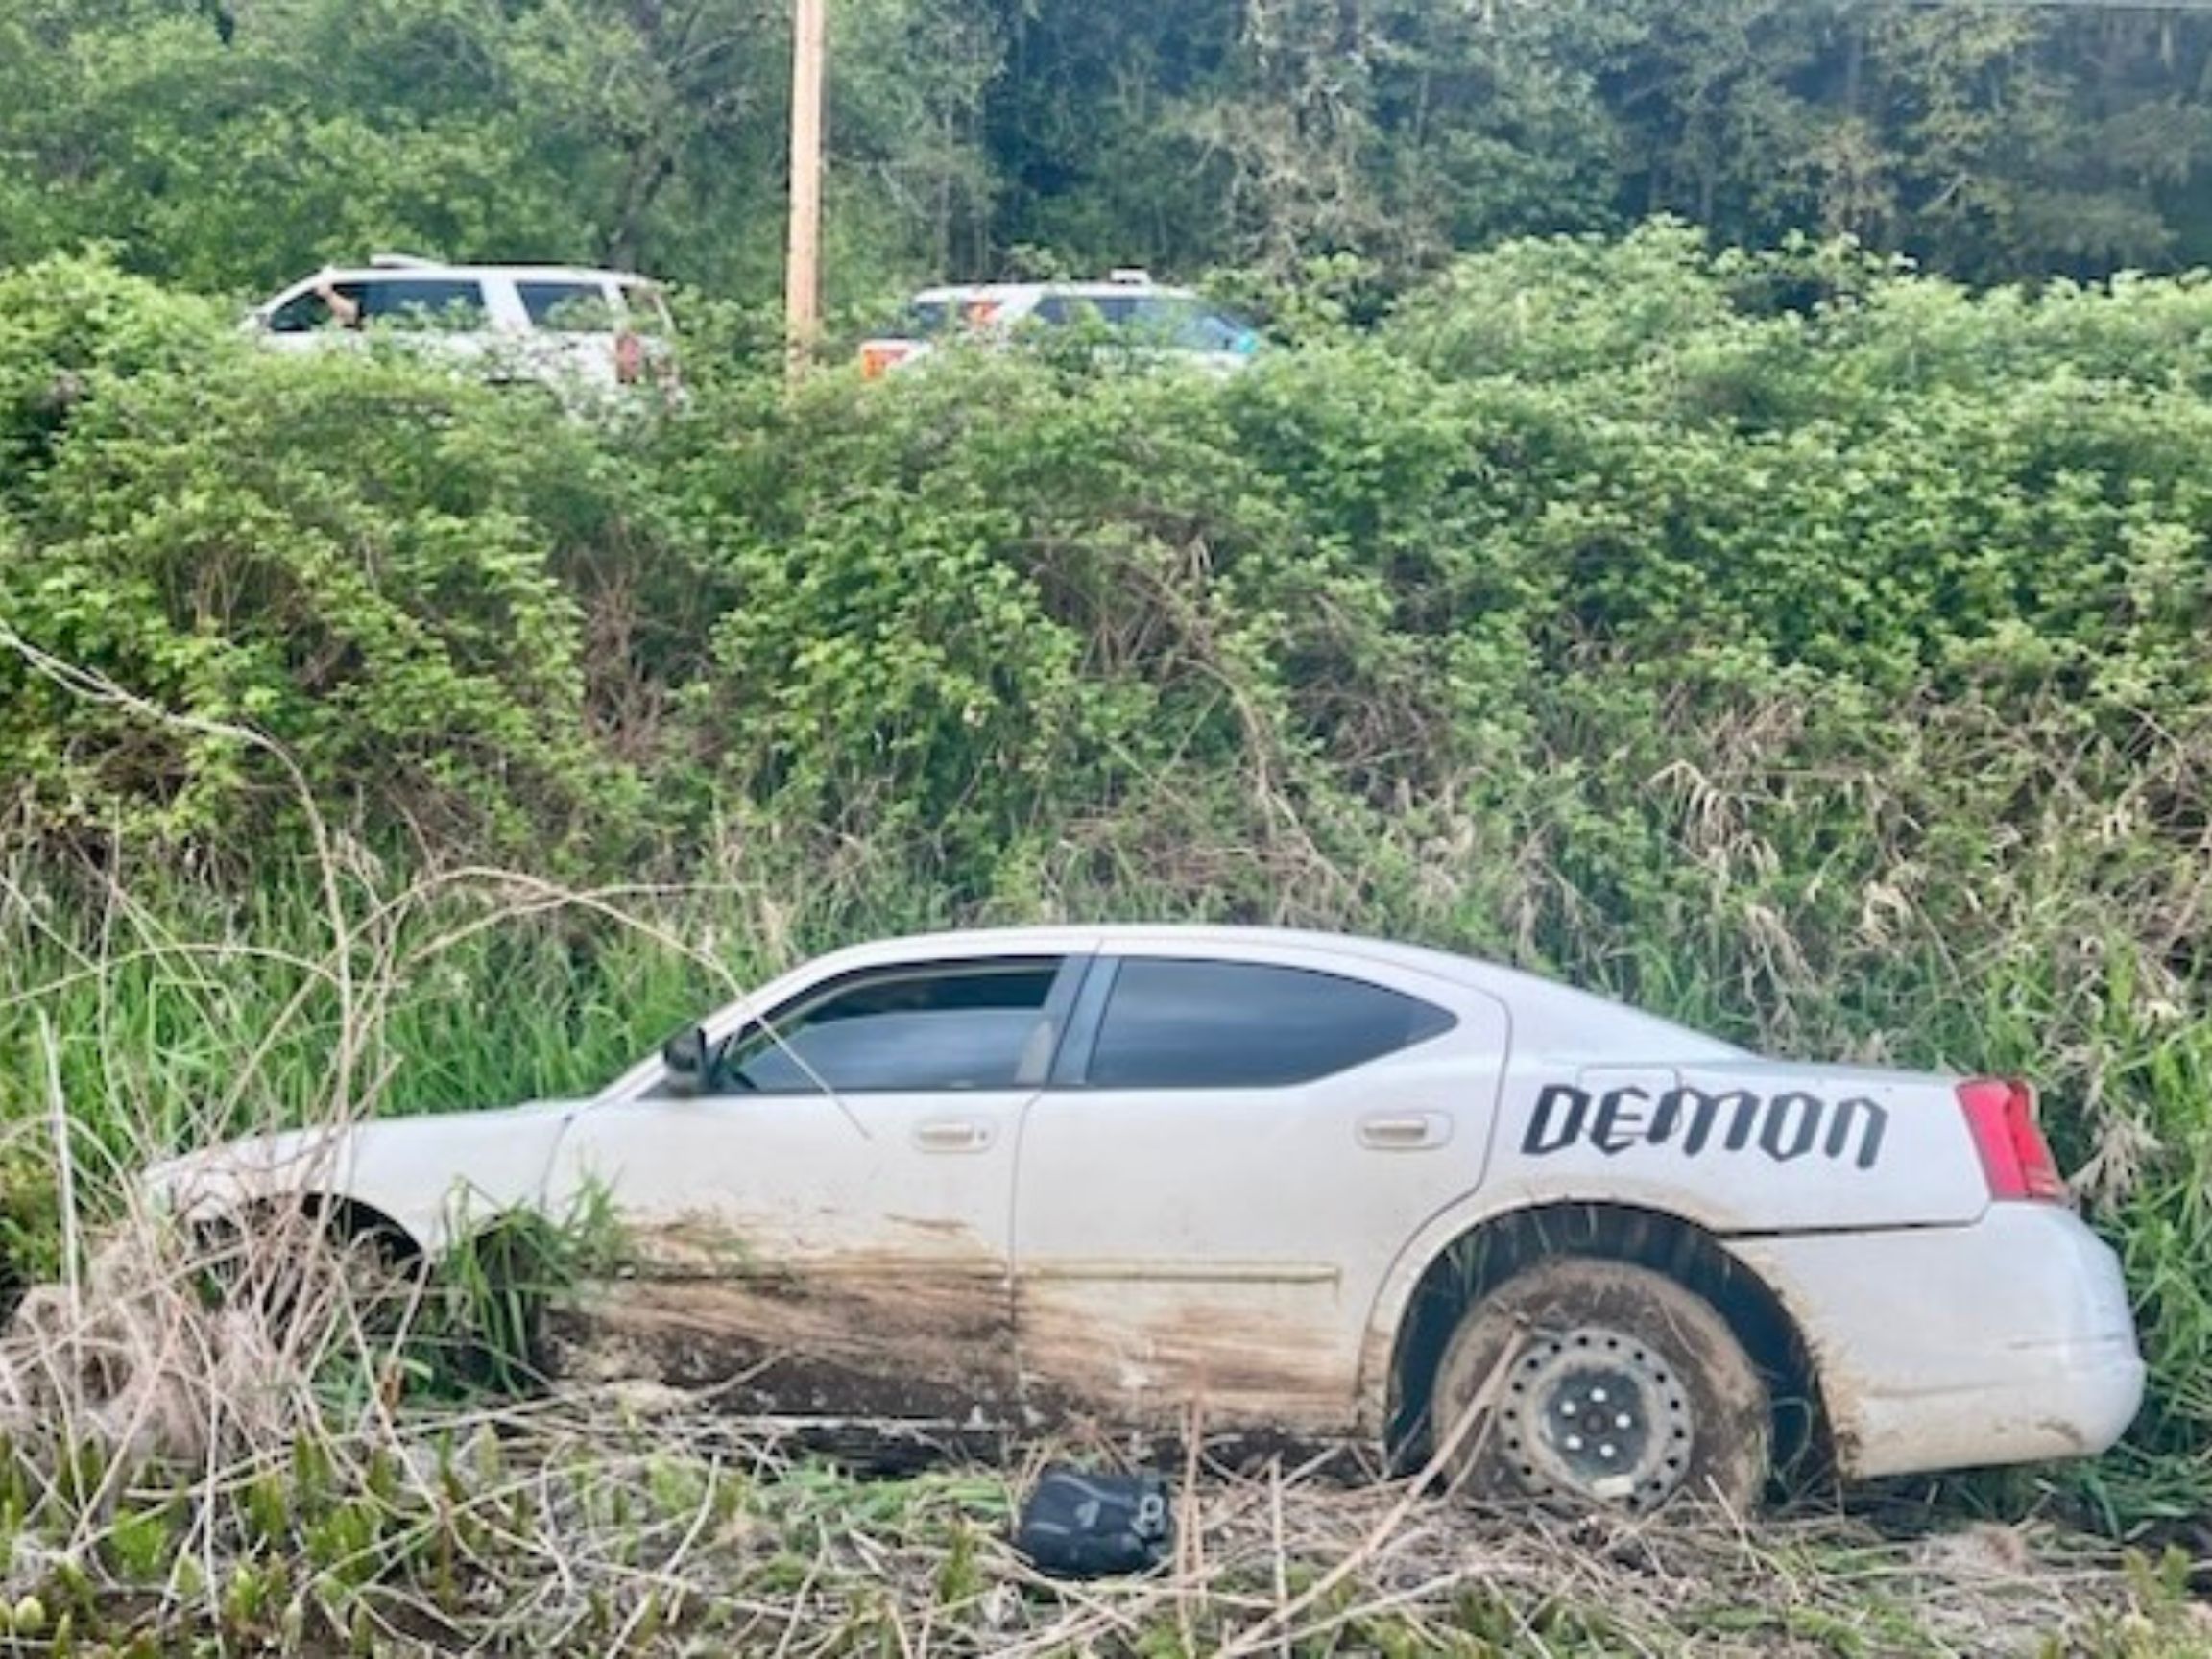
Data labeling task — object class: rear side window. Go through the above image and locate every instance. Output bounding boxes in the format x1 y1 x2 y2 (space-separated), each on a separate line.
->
1083 959 1455 1089
361 278 487 328
720 959 1063 1094
618 280 674 336
518 279 615 331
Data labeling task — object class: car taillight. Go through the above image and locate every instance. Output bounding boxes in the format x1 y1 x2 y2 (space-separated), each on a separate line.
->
858 341 915 379
1958 1077 2068 1204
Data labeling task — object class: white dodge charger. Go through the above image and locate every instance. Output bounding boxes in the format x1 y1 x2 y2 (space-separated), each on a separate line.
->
147 926 2145 1509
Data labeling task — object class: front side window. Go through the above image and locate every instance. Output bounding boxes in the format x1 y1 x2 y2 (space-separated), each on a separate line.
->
902 295 1009 335
902 299 955 335
1032 294 1142 329
266 283 364 333
1084 958 1455 1089
715 958 1064 1094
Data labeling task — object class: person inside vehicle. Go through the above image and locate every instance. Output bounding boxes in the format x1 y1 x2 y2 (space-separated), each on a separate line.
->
311 274 363 329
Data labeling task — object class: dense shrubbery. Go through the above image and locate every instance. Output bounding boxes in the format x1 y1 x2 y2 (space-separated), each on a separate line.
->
2 227 2209 1517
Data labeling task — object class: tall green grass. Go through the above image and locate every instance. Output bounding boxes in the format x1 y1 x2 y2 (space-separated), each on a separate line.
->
3 828 2207 1528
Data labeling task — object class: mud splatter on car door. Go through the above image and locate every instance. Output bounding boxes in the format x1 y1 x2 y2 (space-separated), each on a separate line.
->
544 955 1085 1417
1010 945 1510 1431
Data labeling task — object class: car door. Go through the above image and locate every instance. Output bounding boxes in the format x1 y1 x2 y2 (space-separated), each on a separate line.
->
547 952 1086 1419
1011 939 1509 1432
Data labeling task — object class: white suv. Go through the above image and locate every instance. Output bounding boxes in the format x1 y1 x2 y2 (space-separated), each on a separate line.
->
246 255 677 396
859 271 1261 377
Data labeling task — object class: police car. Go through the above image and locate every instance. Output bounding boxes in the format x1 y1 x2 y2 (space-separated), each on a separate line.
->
858 271 1261 378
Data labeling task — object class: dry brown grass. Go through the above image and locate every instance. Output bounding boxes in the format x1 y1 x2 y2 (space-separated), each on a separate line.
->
0 1207 2192 1657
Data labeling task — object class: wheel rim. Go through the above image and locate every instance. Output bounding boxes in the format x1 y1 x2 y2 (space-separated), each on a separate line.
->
1498 1325 1693 1508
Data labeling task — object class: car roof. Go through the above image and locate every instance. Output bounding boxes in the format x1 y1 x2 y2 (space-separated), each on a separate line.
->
813 924 1744 1055
909 281 1198 303
318 264 651 283
595 923 1747 1102
841 922 1467 972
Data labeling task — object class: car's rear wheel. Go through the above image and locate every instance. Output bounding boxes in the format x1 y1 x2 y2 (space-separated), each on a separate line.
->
1429 1257 1768 1512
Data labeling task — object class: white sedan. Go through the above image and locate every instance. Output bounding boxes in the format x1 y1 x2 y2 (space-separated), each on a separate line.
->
146 926 2145 1509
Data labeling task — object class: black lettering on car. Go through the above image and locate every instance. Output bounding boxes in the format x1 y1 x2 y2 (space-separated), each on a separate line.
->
1523 1083 1590 1154
1590 1086 1648 1154
1524 1083 1888 1170
1824 1094 1888 1170
1669 1086 1759 1156
1760 1091 1822 1162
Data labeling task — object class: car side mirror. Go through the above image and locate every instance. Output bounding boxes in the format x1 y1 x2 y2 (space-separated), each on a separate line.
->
661 1025 712 1094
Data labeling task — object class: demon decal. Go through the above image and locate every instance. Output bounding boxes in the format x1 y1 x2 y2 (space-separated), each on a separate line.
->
1521 1082 1887 1170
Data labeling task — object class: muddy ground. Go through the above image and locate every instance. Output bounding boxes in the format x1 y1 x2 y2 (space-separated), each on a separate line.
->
524 1312 2209 1658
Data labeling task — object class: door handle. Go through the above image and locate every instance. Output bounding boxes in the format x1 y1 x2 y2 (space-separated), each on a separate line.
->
914 1118 993 1153
1358 1112 1450 1151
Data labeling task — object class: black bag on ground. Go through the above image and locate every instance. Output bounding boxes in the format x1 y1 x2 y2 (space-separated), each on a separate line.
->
1013 1466 1173 1578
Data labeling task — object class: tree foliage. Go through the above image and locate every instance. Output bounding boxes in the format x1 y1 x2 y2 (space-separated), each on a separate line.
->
3 0 2212 296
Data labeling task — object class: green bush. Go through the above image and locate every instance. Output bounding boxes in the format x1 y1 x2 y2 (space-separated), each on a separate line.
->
0 235 2208 1517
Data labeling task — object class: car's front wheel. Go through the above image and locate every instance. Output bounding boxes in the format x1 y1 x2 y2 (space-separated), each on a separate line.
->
1430 1257 1769 1512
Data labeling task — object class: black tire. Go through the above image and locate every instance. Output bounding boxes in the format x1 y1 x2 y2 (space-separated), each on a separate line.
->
203 1206 426 1353
1430 1257 1769 1512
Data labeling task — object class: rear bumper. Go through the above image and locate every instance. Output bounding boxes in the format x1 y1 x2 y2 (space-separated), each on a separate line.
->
1729 1206 2144 1480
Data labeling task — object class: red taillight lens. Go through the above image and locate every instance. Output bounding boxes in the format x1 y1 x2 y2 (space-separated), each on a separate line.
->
1958 1077 2068 1204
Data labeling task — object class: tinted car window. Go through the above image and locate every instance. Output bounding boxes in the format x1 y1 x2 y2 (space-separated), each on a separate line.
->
360 278 487 327
1032 294 1143 328
619 280 674 336
1085 958 1454 1089
1140 296 1251 349
1029 294 1251 349
720 959 1062 1094
902 296 1019 335
517 279 613 330
266 284 364 333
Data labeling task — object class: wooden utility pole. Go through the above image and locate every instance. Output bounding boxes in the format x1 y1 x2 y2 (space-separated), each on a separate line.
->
785 0 826 374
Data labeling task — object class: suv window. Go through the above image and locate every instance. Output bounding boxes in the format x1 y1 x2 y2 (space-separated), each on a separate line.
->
267 283 365 334
517 279 614 331
904 300 955 334
1032 294 1143 328
1030 294 1250 349
618 280 674 336
717 958 1063 1094
1084 958 1454 1089
1141 296 1250 350
359 277 487 328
